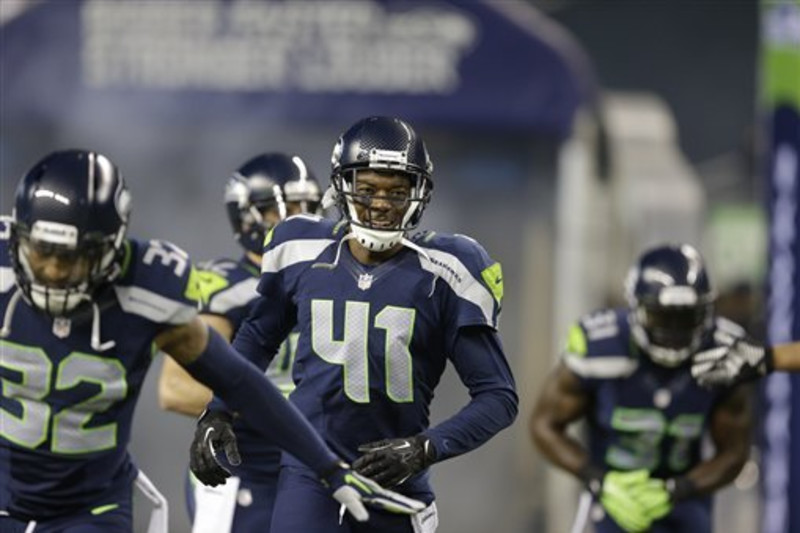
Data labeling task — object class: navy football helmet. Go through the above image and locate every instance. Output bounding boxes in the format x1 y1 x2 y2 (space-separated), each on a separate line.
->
624 244 716 367
283 163 322 215
10 150 131 315
225 153 316 254
330 116 433 251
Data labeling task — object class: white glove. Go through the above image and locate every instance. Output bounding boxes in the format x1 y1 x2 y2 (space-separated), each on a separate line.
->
691 337 772 387
323 462 426 522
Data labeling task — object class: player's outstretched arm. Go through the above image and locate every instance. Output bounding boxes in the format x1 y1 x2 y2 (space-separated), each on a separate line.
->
158 314 233 416
690 337 800 387
773 341 800 372
157 317 425 521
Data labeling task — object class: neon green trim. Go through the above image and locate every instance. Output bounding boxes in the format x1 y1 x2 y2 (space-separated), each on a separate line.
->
480 262 504 304
91 503 119 516
333 219 349 236
263 227 275 248
190 268 230 304
762 1 800 108
242 260 260 277
119 240 133 277
345 473 372 494
566 324 587 357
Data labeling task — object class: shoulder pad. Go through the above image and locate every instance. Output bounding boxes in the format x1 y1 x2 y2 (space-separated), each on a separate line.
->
196 257 240 273
260 217 340 274
268 215 341 244
415 231 503 307
562 308 638 379
114 238 199 324
196 256 260 315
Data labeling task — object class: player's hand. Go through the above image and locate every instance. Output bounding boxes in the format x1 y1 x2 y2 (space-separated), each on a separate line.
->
189 409 240 487
634 477 672 522
599 470 653 532
322 462 427 522
352 435 436 487
691 337 772 388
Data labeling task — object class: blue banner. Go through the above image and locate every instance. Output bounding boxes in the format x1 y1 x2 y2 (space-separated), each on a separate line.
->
763 2 800 532
1 0 590 136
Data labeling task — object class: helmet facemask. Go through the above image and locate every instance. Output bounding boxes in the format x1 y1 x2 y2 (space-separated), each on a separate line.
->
329 117 434 252
628 286 714 367
225 174 286 254
332 165 432 252
283 178 322 216
11 219 126 316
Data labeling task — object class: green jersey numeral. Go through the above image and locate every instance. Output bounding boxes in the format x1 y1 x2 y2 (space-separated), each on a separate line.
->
1 341 128 454
607 407 704 472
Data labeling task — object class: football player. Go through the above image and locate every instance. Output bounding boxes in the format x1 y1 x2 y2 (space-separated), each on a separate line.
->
157 152 322 532
189 116 519 532
0 150 423 533
530 244 754 532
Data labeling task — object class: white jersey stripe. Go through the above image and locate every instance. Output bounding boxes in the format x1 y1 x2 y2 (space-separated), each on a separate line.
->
563 353 639 378
261 238 335 273
114 285 198 324
208 277 259 314
417 247 496 327
0 266 15 294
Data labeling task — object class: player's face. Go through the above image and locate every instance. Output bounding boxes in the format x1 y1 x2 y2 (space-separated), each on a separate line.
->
352 170 412 230
286 202 304 217
21 239 91 288
260 205 283 228
641 305 707 349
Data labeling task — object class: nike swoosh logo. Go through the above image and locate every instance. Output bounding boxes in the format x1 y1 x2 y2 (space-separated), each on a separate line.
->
204 428 217 456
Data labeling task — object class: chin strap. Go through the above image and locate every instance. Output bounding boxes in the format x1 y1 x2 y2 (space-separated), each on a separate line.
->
0 287 114 352
321 186 339 210
313 232 357 270
0 288 22 338
312 229 439 298
400 238 439 298
91 301 116 352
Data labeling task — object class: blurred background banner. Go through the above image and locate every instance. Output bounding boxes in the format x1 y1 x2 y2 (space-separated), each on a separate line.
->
1 0 588 134
763 1 800 533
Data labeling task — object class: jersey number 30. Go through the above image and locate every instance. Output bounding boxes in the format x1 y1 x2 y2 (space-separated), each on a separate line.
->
1 340 126 454
311 300 415 404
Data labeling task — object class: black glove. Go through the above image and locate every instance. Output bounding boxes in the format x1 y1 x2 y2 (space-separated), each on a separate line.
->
189 409 241 487
691 337 773 388
352 435 436 487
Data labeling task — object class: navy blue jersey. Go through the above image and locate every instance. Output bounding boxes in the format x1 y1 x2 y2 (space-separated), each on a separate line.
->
0 224 200 520
562 308 746 480
232 215 509 499
197 256 297 479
